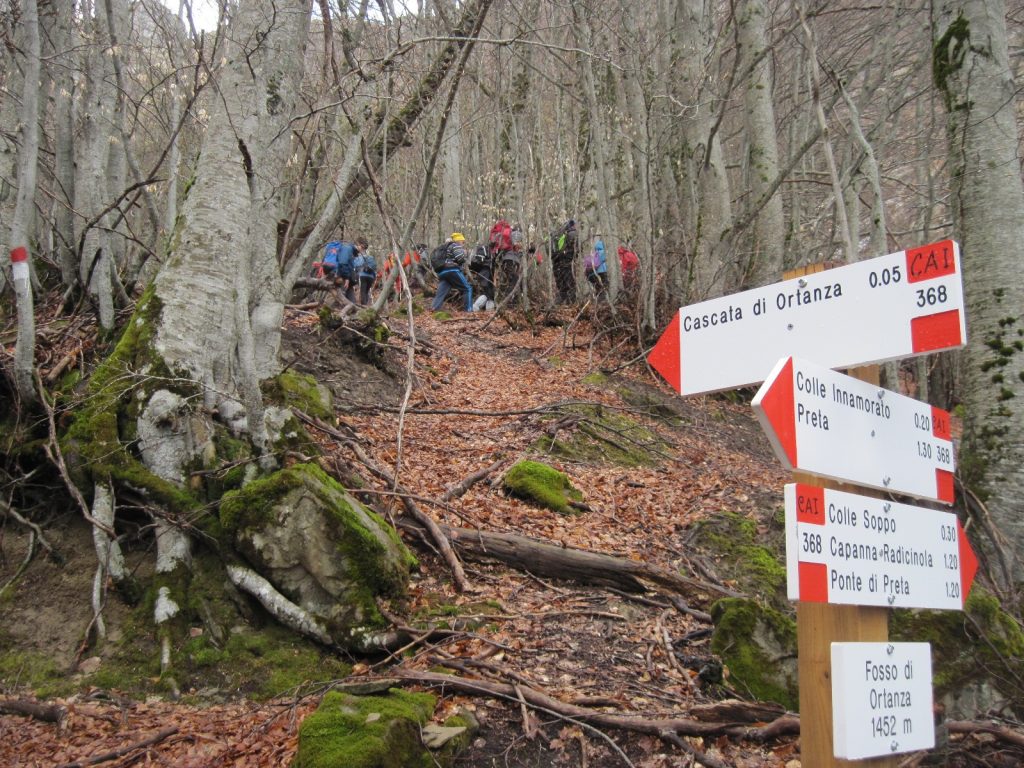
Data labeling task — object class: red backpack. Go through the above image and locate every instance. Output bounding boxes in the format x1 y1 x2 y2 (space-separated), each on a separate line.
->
489 219 514 252
618 246 639 280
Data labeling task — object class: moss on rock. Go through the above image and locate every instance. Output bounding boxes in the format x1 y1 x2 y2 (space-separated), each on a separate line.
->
262 370 333 422
691 511 787 605
503 460 583 514
533 405 669 468
294 689 439 768
891 588 1024 718
710 597 797 710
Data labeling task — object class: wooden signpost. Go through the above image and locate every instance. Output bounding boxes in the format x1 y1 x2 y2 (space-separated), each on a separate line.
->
649 246 970 766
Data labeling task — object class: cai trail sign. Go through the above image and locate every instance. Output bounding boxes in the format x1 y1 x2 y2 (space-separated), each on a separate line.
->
648 239 965 396
784 484 978 610
752 356 956 504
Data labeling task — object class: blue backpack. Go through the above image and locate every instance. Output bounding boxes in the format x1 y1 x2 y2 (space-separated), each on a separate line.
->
354 253 377 279
323 241 356 278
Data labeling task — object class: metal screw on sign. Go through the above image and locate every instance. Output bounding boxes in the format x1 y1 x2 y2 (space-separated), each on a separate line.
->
891 741 899 753
877 389 886 399
887 644 895 655
884 502 892 513
883 477 892 487
888 595 896 605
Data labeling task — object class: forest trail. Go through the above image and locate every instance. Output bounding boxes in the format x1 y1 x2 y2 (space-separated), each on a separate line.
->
2 303 800 767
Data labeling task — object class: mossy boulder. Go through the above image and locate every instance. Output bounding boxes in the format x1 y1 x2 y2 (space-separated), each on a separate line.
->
710 597 797 710
533 404 670 467
690 511 787 606
220 463 416 648
892 588 1024 719
294 688 442 768
503 460 583 514
262 370 333 422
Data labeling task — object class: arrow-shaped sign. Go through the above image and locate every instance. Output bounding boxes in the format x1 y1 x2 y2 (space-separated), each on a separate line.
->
753 356 956 504
648 240 966 396
785 484 978 610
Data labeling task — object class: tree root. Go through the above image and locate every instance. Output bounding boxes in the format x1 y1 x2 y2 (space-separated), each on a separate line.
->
393 667 788 767
226 565 335 647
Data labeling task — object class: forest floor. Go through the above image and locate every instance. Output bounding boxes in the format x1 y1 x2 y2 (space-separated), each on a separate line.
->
1 293 1012 766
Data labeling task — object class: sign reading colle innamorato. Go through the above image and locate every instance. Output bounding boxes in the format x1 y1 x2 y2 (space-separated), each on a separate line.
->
784 484 977 610
648 240 965 396
753 356 956 504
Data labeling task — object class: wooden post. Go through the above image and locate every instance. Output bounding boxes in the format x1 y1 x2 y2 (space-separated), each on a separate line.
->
785 265 899 768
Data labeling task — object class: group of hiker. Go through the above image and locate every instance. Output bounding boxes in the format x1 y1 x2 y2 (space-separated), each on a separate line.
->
318 236 377 305
316 218 640 312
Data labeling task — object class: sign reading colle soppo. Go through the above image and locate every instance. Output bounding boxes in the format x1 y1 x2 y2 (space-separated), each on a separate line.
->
753 356 956 504
784 484 977 610
648 240 965 396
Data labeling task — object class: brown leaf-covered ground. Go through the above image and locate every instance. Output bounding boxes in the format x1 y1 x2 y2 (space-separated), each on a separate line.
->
5 298 1005 766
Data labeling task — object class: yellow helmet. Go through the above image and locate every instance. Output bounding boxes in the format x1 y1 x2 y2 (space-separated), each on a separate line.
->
451 232 466 242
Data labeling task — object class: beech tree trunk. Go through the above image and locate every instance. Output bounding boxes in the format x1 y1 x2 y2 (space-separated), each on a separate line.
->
933 0 1024 588
7 0 41 403
737 0 784 288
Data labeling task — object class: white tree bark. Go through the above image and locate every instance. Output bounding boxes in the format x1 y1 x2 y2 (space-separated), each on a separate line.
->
675 0 733 300
934 0 1024 579
75 10 116 329
441 98 464 233
8 0 41 403
155 0 311 395
50 0 78 288
737 0 784 287
575 8 621 297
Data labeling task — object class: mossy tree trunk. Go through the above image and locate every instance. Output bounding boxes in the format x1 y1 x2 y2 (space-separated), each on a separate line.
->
933 0 1024 598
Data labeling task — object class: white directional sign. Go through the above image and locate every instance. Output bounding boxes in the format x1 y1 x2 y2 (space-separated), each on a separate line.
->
784 484 978 610
753 356 956 504
832 642 935 760
648 239 965 396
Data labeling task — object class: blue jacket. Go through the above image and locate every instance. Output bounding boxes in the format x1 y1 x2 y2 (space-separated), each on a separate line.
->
587 240 608 275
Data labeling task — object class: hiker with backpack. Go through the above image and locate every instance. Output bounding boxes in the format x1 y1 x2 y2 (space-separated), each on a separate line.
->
490 219 524 303
351 236 376 305
549 219 579 304
320 239 358 301
469 242 496 311
430 233 474 312
584 237 608 297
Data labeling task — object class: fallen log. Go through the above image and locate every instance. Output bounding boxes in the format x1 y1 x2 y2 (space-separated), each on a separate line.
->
402 520 739 602
947 719 1024 748
0 698 67 724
